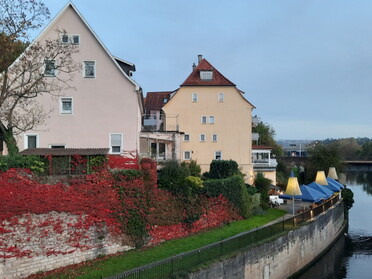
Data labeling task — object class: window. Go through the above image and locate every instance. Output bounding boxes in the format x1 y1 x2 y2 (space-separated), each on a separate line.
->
200 70 213 80
184 151 191 160
214 151 222 160
60 97 73 114
184 134 190 141
163 98 168 103
110 133 123 154
212 134 218 142
71 34 80 45
200 134 206 142
218 93 224 102
61 34 69 44
201 116 207 124
25 134 38 149
209 116 215 124
51 145 65 149
84 61 96 78
192 93 198 102
44 60 56 76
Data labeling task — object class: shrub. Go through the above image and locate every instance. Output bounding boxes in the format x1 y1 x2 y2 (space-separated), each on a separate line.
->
208 160 240 179
158 160 190 196
203 175 252 218
254 172 272 210
181 160 201 177
0 155 45 174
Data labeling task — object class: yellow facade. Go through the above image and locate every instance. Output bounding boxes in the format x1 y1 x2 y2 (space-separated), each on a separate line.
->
163 85 254 181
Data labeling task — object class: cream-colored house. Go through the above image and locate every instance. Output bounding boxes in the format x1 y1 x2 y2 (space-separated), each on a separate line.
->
15 3 143 154
162 56 255 181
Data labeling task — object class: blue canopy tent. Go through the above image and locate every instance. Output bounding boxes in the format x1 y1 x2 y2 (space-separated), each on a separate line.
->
307 182 333 198
326 178 344 192
279 185 324 203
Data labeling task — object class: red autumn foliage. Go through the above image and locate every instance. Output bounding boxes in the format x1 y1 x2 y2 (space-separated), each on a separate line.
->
0 157 242 260
107 155 139 170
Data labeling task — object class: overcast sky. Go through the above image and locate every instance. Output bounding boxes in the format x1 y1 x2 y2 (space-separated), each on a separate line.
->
36 0 372 140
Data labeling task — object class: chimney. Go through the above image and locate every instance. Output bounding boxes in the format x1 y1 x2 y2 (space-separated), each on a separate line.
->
198 54 202 64
192 62 196 71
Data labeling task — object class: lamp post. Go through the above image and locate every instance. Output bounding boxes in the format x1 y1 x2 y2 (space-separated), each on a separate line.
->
285 177 302 215
315 170 328 185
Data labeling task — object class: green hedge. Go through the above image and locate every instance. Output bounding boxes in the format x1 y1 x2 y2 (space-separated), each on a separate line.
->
0 155 45 174
203 175 253 218
207 160 240 179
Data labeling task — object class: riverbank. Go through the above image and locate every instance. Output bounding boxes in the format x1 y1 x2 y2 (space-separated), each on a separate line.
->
26 209 286 279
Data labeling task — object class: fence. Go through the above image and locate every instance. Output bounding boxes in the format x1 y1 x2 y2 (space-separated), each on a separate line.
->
105 195 343 279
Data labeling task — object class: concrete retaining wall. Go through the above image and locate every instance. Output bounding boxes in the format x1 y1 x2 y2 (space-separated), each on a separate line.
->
189 201 345 279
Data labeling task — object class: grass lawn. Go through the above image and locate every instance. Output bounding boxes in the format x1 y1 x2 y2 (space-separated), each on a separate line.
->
28 208 286 279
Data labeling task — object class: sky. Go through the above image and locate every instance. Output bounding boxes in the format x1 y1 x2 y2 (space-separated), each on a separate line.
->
32 0 372 140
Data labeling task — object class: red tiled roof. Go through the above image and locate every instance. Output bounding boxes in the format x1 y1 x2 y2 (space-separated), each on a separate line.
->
181 59 236 86
20 148 109 156
144 91 172 110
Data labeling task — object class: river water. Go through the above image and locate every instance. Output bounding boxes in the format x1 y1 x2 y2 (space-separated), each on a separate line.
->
295 171 372 279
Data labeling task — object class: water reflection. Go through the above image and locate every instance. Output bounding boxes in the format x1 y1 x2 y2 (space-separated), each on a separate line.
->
294 171 372 279
345 172 372 196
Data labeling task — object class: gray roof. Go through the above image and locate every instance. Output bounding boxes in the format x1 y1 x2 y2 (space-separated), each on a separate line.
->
20 148 109 156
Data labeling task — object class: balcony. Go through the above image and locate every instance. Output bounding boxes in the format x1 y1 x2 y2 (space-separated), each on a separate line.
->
142 114 179 132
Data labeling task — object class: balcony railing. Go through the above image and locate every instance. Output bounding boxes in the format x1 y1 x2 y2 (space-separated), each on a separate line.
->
142 114 179 132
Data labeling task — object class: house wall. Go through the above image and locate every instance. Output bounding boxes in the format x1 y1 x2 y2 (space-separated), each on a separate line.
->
16 5 141 153
163 86 253 180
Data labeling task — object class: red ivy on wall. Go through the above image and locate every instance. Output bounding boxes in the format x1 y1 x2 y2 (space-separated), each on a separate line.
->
0 158 242 260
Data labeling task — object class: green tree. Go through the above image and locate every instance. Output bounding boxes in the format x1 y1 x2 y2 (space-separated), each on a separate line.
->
306 142 342 184
254 172 272 209
253 121 283 156
0 0 80 155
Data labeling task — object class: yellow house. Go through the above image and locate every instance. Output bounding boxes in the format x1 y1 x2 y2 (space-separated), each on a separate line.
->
162 55 255 181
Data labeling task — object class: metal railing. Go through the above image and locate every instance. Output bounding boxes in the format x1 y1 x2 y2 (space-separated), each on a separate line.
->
105 195 342 279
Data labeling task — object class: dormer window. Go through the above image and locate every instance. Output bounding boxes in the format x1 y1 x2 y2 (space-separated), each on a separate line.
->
163 98 168 103
200 70 213 80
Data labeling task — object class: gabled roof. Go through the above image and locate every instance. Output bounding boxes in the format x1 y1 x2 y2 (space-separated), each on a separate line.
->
181 59 236 86
144 91 172 111
21 2 141 92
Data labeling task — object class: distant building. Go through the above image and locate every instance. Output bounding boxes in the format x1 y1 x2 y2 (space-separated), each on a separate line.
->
252 145 277 184
277 140 313 157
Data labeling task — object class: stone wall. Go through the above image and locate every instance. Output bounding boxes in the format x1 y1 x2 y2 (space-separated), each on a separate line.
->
0 212 133 279
189 201 345 279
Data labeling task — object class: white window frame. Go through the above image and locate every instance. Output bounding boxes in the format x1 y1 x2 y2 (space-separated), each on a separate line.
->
83 61 96 78
44 59 56 77
60 33 69 44
24 134 39 149
214 151 222 160
184 134 190 142
201 116 207 124
200 134 206 142
200 70 213 80
212 134 218 142
192 93 198 102
71 34 80 45
209 116 215 124
218 93 224 102
60 97 73 114
109 133 123 154
184 150 191 160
